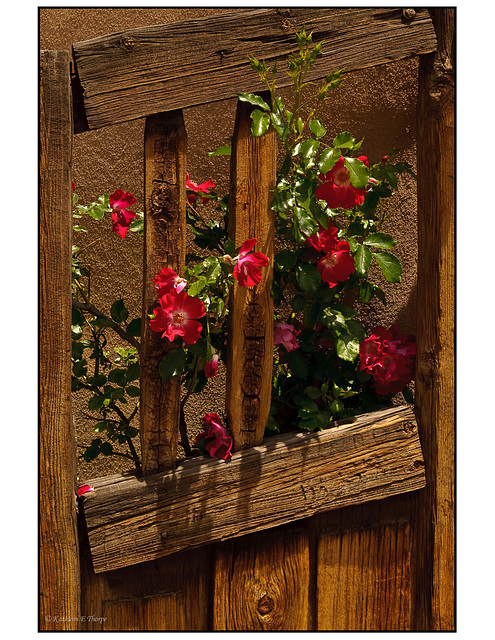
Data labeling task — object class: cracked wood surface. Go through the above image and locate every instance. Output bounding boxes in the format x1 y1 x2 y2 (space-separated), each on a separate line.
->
82 406 425 573
72 7 436 130
139 111 187 474
225 95 276 450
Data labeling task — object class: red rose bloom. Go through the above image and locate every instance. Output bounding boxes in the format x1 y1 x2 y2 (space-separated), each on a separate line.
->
149 289 205 345
186 173 216 205
233 238 270 287
204 354 219 378
315 156 369 210
194 413 232 460
306 222 339 253
153 267 187 297
76 484 94 498
109 189 137 238
317 240 356 288
359 325 416 395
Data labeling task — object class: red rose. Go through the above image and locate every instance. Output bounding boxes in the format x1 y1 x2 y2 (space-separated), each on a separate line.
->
149 288 205 345
194 413 232 460
359 325 416 395
315 156 369 210
317 240 356 288
186 173 216 205
109 189 137 238
233 238 270 287
306 222 339 253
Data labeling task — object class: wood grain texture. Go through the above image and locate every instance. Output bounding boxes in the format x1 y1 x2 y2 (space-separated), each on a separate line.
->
72 7 436 130
213 526 310 630
226 95 276 451
316 496 414 630
82 406 425 573
414 8 455 631
79 517 209 631
39 50 80 630
140 111 187 474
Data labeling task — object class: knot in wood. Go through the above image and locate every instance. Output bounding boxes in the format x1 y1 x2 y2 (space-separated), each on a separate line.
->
402 8 416 21
117 36 136 51
257 594 275 616
402 421 415 433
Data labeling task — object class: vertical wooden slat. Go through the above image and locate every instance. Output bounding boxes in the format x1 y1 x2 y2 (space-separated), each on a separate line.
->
140 111 187 474
213 526 311 630
40 50 80 630
414 8 455 631
316 497 414 630
226 94 276 451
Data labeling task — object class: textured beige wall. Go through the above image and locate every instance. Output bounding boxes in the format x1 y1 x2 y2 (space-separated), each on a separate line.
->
40 8 418 480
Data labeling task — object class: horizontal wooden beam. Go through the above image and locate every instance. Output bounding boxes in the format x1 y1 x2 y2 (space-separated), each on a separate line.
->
82 406 425 573
72 7 436 131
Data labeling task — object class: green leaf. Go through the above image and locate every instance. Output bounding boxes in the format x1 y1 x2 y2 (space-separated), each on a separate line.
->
88 395 105 411
318 148 340 175
287 350 309 378
333 131 356 149
158 348 187 380
296 264 321 293
363 232 398 250
310 119 327 139
275 250 297 272
346 319 366 341
207 144 231 157
110 298 129 324
250 109 271 137
270 112 288 139
359 280 374 303
108 369 127 387
92 317 115 328
344 157 369 190
188 276 207 297
321 307 346 332
293 206 317 237
304 385 321 400
126 385 140 397
402 386 414 404
336 334 360 362
100 442 113 456
126 362 140 381
374 251 402 283
299 138 320 160
126 318 141 337
238 93 270 111
354 244 373 275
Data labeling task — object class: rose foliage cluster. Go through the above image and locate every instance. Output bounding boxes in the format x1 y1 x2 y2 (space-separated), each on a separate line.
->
71 29 416 470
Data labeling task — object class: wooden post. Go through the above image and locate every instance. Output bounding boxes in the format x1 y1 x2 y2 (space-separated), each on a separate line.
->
140 111 187 474
39 50 80 630
226 95 276 450
414 8 455 630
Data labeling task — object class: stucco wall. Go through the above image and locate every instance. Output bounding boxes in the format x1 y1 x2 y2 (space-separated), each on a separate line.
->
40 8 418 480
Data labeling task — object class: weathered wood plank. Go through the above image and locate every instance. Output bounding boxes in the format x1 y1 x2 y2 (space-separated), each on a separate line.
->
140 111 187 474
79 516 209 631
72 7 436 130
39 50 80 630
213 526 311 630
316 495 414 630
225 95 276 451
82 406 425 573
413 8 455 631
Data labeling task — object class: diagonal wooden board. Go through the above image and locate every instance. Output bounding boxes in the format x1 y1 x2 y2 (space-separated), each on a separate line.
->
82 405 426 573
72 7 436 130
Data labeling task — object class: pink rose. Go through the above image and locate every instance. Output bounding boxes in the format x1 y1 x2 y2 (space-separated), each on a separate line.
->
76 484 94 498
194 413 232 460
186 173 216 205
315 156 369 210
233 238 269 287
274 322 300 352
359 325 416 395
149 288 205 345
109 189 137 238
204 354 219 378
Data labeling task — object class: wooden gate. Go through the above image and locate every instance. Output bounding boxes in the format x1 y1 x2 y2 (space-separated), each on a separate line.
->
40 8 455 631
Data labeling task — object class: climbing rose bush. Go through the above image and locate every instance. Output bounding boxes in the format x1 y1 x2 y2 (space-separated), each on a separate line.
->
359 325 416 395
